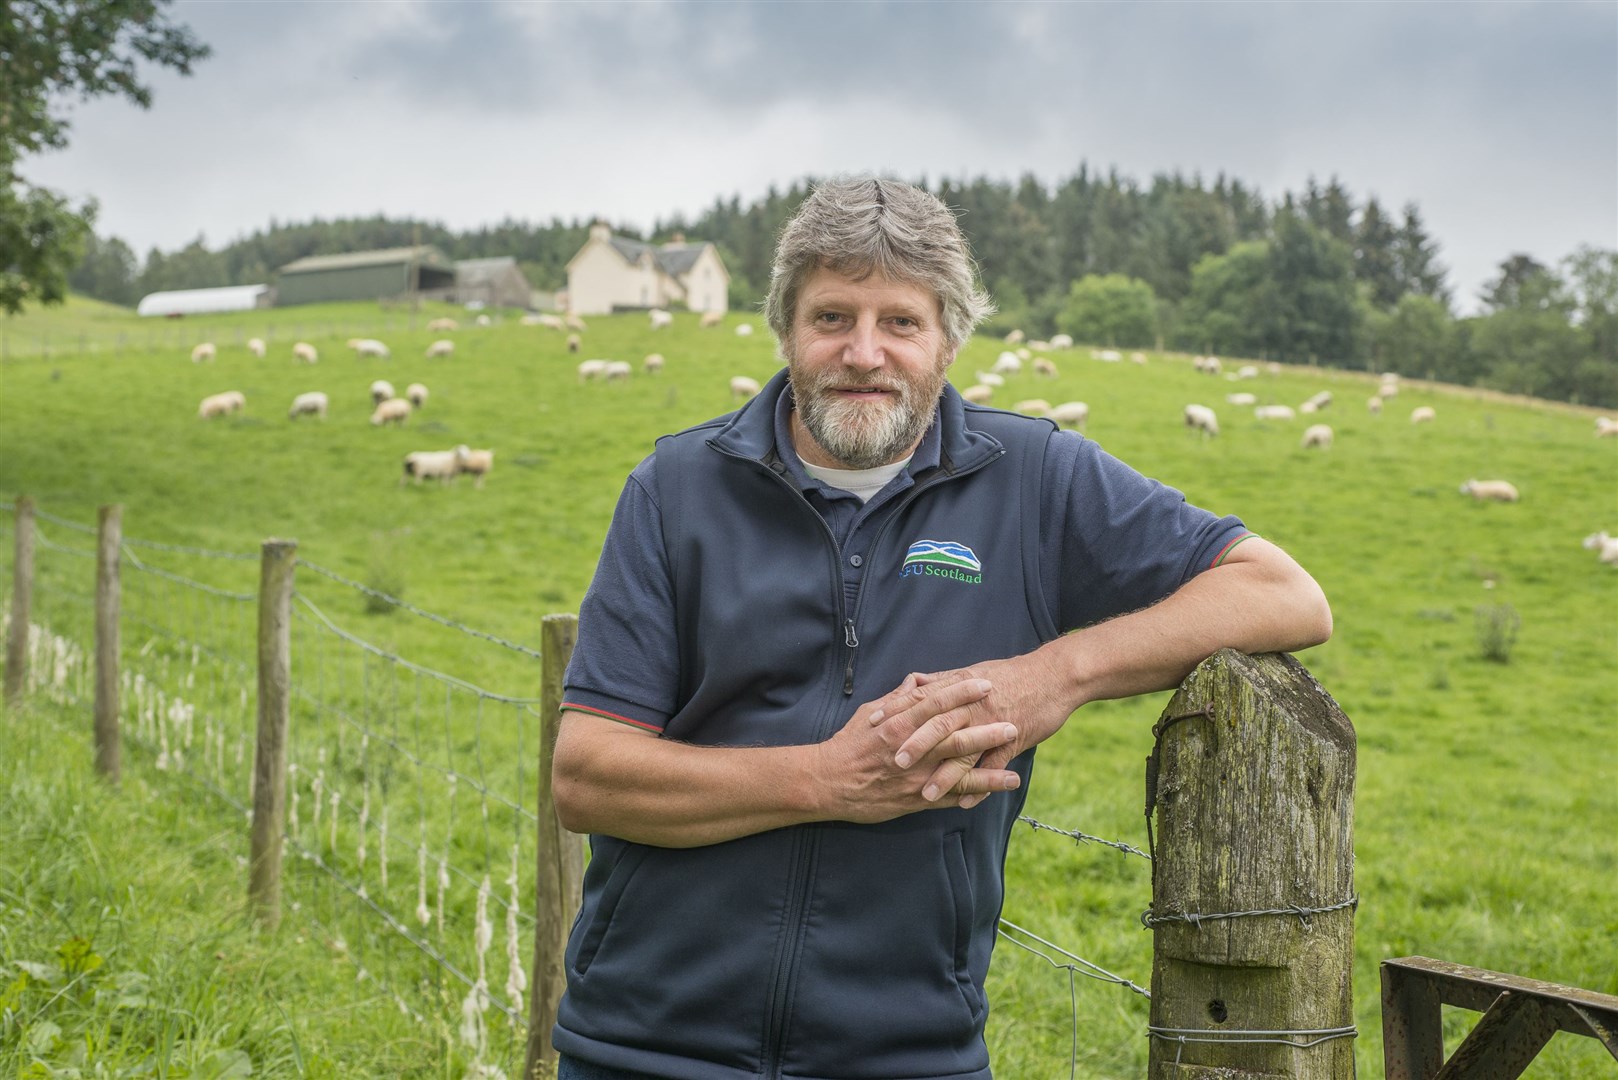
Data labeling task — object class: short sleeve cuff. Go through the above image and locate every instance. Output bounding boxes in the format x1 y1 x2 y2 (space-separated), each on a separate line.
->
560 690 669 734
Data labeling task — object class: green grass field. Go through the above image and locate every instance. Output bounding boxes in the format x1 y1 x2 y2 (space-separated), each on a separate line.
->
1 298 1614 1077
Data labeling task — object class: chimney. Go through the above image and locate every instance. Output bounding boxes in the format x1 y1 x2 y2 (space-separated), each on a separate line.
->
589 221 611 243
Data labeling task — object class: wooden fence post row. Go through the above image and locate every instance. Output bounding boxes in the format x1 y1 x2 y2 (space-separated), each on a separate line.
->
94 505 122 783
525 613 584 1080
248 538 297 930
4 496 35 706
1146 649 1358 1079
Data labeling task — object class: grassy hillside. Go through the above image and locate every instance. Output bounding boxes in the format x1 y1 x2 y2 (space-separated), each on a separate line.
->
1 300 1614 1077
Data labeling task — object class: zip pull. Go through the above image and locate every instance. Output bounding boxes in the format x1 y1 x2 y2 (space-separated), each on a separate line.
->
842 620 859 695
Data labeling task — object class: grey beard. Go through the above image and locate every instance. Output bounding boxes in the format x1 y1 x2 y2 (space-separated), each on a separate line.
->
790 371 939 469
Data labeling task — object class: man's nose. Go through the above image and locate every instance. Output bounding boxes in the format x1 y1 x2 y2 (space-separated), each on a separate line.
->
843 320 885 371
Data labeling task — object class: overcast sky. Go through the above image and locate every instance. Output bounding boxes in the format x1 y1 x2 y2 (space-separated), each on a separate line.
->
25 0 1617 314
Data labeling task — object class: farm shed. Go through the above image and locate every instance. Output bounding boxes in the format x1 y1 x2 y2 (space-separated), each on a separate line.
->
274 246 455 307
452 257 533 309
565 224 729 316
136 284 273 317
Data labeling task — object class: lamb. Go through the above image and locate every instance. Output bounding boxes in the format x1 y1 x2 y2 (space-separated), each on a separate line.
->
1595 417 1618 438
371 398 412 426
700 310 725 329
566 333 582 354
1048 401 1089 429
735 323 754 336
292 342 319 364
370 379 396 405
288 391 328 420
730 375 761 401
604 360 633 381
991 352 1022 375
643 352 665 373
191 342 216 363
1581 531 1618 565
1459 479 1519 502
649 309 674 330
455 445 495 488
1033 357 1058 379
1011 399 1052 417
1048 334 1074 349
1225 392 1257 406
198 391 243 419
348 338 391 359
577 359 609 381
975 371 1005 387
247 337 266 358
406 382 428 408
400 447 462 485
425 339 455 358
961 384 994 404
1184 403 1219 437
1410 406 1436 424
1301 423 1334 449
1367 395 1383 415
426 317 459 332
1254 404 1297 421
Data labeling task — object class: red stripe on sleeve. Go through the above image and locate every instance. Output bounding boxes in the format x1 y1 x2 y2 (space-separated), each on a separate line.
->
561 702 664 733
1210 533 1256 568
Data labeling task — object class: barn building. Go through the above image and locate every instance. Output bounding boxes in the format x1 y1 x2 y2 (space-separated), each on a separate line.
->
136 284 273 317
452 257 535 309
274 246 456 307
564 224 729 316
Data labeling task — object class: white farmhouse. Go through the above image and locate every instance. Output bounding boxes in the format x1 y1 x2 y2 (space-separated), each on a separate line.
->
565 224 729 316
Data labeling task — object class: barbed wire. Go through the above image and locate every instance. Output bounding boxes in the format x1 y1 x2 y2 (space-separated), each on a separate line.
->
123 545 256 602
997 919 1151 999
1148 1024 1357 1064
31 508 96 535
295 559 544 661
1141 894 1358 930
1017 814 1153 861
122 536 257 561
34 528 97 559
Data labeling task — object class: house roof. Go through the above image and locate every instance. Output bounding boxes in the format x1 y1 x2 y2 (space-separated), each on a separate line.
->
601 236 711 279
455 257 526 284
278 246 450 275
136 284 270 317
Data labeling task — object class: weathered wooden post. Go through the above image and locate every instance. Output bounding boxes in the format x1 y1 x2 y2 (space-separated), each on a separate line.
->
248 539 297 929
524 613 585 1080
94 505 123 782
4 496 36 705
1146 649 1356 1078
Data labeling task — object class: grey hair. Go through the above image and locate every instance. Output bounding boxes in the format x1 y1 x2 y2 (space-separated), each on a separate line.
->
764 175 994 354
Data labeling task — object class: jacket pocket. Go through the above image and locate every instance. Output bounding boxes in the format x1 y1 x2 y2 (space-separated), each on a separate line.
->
571 843 647 976
942 828 985 1019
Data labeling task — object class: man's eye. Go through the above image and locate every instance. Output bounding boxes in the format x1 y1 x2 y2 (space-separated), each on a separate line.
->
892 317 917 329
817 312 845 325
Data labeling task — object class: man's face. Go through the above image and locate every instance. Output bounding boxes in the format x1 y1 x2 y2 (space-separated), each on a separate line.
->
786 264 954 470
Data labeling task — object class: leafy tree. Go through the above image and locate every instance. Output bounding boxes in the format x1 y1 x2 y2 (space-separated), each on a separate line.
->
1055 273 1158 347
1 0 209 314
1177 242 1275 357
67 230 138 306
1375 294 1455 381
1267 211 1362 364
1479 254 1555 312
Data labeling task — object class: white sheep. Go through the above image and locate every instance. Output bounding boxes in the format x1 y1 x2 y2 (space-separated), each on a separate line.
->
565 314 587 332
1015 347 1032 361
1033 357 1058 379
1011 399 1052 417
292 342 318 364
425 339 455 358
1184 403 1219 437
371 398 411 426
1378 381 1400 399
566 333 582 354
1193 355 1221 375
1367 395 1383 415
1255 404 1297 421
1301 423 1334 450
536 314 566 331
730 375 761 401
649 309 674 330
370 379 396 405
961 384 994 404
1093 349 1122 362
735 323 754 337
1303 390 1333 412
1266 361 1282 375
191 342 216 363
1130 351 1148 365
288 391 328 420
1411 406 1436 424
198 391 243 419
976 371 1005 388
643 352 665 373
577 359 609 382
992 352 1022 375
1048 401 1090 429
1595 417 1618 438
348 338 391 359
1225 392 1257 406
247 337 266 358
426 317 459 332
1237 364 1259 379
406 382 428 408
455 445 495 489
1049 334 1074 349
700 310 725 329
400 447 461 485
1459 479 1519 502
604 360 633 381
1004 329 1025 344
475 313 492 327
1581 531 1618 565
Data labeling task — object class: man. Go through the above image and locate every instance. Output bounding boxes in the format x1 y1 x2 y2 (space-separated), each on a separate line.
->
551 176 1331 1080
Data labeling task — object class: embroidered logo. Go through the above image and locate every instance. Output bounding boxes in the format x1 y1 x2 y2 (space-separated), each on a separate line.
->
899 539 982 584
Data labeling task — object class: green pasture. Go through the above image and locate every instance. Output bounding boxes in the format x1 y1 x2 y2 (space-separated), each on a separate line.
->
1 299 1614 1077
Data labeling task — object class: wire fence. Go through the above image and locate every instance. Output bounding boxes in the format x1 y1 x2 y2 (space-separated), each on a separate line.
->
1 501 1165 1076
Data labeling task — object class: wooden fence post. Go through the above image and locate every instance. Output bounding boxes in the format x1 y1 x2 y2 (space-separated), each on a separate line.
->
248 538 297 929
524 613 584 1079
1146 649 1357 1079
4 496 36 705
94 505 123 782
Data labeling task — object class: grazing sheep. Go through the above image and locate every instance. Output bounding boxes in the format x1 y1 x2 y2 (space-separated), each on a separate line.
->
537 313 566 331
400 448 462 485
425 339 455 358
1581 531 1618 565
1255 404 1297 421
992 351 1022 375
1225 392 1257 406
426 317 459 332
976 371 1005 388
577 359 609 381
1028 340 1052 352
1015 347 1032 361
643 352 665 373
1048 334 1074 349
1595 416 1618 437
191 342 216 363
1048 401 1089 429
1367 395 1383 415
1301 423 1334 450
1237 364 1259 379
566 333 582 354
1184 403 1219 437
961 384 994 404
730 375 762 401
1303 390 1333 412
649 309 674 330
475 314 492 327
735 323 754 337
1130 351 1148 365
1093 349 1122 362
247 337 266 358
288 391 328 420
1193 355 1221 375
1410 406 1436 424
1378 381 1400 399
1033 357 1058 379
700 310 725 328
604 360 633 381
1011 399 1052 417
370 379 395 405
348 338 391 359
1459 479 1519 502
198 391 243 419
455 445 495 488
371 398 411 426
406 382 428 408
564 314 587 332
292 342 318 364
1004 329 1025 344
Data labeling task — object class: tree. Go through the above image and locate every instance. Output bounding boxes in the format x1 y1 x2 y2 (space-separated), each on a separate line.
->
1375 294 1455 381
1394 203 1449 306
67 230 138 305
1267 211 1363 365
1055 273 1159 347
1479 254 1556 312
1354 197 1401 309
1176 242 1276 357
1 0 210 313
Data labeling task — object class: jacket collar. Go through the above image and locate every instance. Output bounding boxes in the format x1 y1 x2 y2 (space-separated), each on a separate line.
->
707 366 1003 478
